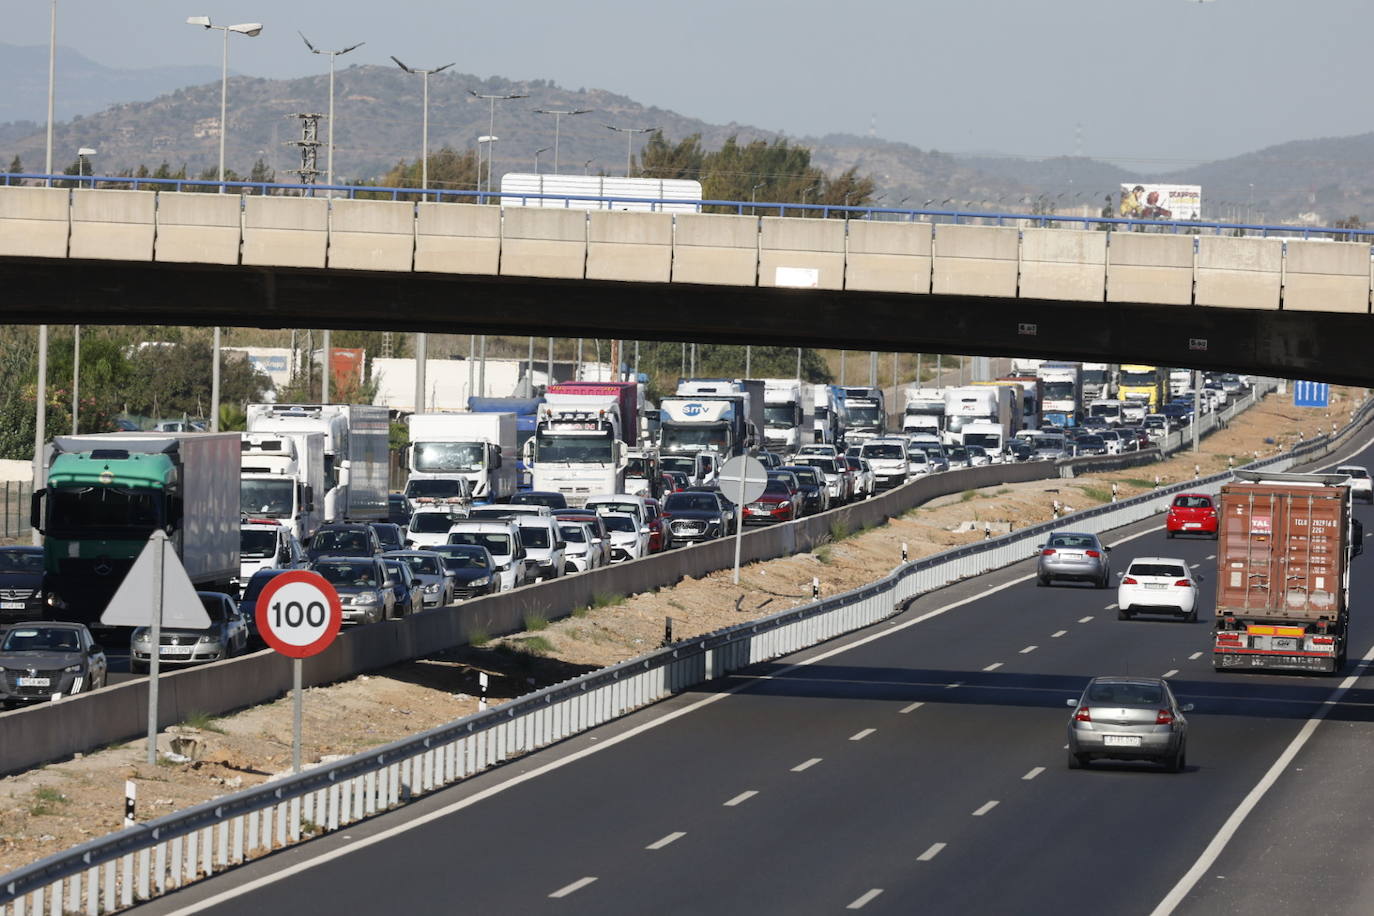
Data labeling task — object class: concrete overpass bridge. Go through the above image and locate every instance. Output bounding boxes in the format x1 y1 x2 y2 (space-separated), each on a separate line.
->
1 178 1372 383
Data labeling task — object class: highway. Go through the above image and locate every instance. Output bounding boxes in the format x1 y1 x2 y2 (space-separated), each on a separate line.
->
133 441 1374 915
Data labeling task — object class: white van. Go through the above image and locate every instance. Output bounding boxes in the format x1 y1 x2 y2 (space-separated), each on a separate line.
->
405 507 468 549
445 520 531 592
513 515 567 582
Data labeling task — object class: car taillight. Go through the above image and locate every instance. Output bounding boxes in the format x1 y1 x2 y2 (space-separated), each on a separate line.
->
1122 576 1138 585
1174 579 1192 587
1156 709 1174 725
1042 548 1056 556
1085 549 1101 558
1074 706 1091 722
1312 636 1335 645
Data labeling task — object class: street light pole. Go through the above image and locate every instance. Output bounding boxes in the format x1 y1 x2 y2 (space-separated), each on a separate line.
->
533 108 590 174
470 90 528 193
187 17 264 192
605 124 658 177
299 34 364 190
392 57 456 196
45 0 56 185
534 147 550 174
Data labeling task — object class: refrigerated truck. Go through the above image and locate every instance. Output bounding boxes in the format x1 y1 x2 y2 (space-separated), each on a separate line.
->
1036 362 1083 428
761 379 814 453
1117 365 1167 413
1212 471 1363 674
406 411 517 504
247 404 389 521
239 431 326 542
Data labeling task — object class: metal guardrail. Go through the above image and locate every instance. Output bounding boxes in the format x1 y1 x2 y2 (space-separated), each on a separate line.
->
4 390 1366 913
3 172 1372 241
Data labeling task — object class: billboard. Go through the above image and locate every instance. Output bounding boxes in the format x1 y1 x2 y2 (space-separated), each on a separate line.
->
1119 183 1202 221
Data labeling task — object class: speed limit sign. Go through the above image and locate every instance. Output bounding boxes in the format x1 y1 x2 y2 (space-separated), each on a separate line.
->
255 570 343 659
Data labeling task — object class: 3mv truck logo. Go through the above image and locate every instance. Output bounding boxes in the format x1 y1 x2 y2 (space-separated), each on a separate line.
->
682 403 707 417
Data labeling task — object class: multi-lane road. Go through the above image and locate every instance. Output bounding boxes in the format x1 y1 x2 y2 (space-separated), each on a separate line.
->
134 438 1374 915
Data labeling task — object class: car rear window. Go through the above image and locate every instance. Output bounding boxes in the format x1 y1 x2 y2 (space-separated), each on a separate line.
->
1047 535 1096 549
1341 467 1369 480
1087 683 1164 706
1128 563 1187 578
1173 496 1212 508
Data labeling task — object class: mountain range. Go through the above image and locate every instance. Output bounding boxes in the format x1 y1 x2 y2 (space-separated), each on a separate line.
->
1 44 1370 225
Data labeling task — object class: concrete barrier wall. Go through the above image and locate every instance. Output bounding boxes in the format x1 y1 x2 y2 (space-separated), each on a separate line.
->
0 187 69 258
1019 228 1106 302
1107 233 1193 305
1195 236 1283 309
241 197 329 269
327 199 415 272
1282 240 1371 313
932 224 1019 297
758 217 845 290
154 193 241 265
670 213 758 286
586 211 672 283
68 189 156 261
845 221 933 294
414 203 500 275
500 208 587 279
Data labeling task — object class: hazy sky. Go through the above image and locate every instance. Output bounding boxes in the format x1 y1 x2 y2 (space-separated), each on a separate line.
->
8 0 1372 165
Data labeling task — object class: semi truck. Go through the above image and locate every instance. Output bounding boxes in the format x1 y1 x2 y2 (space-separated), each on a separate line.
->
468 396 543 490
677 378 764 446
1117 365 1167 414
239 431 325 542
247 404 389 521
659 397 753 459
1037 362 1083 428
902 388 946 438
31 433 241 628
1080 363 1115 401
1212 471 1363 675
529 381 637 505
406 412 517 504
841 387 887 444
761 379 814 453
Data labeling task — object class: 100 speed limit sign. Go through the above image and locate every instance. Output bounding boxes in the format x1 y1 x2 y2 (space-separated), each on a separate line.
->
255 570 343 658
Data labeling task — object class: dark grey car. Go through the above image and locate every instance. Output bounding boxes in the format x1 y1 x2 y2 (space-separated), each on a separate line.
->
1066 676 1192 771
0 546 45 622
310 557 394 625
384 550 455 608
0 622 107 706
1035 531 1111 588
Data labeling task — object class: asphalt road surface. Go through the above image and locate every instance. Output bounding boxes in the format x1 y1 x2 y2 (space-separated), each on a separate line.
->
134 435 1374 916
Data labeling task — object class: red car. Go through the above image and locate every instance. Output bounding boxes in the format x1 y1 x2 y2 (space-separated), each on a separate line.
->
1166 493 1218 538
743 477 800 525
643 498 672 552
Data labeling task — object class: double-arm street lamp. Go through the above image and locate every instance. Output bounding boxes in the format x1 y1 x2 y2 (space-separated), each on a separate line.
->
299 33 364 189
186 16 263 191
605 124 658 177
470 90 528 193
532 107 590 174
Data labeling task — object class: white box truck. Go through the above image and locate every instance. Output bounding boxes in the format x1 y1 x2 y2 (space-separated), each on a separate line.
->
406 412 517 504
239 431 326 542
247 404 389 522
761 379 814 454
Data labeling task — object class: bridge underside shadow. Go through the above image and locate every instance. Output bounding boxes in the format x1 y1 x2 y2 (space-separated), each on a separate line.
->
0 256 1368 385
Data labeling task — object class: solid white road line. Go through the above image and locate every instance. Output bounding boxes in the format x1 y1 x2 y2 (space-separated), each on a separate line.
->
983 662 1003 672
899 701 925 714
1189 652 1203 660
850 728 876 742
972 800 1000 817
549 877 597 898
791 758 822 773
646 832 685 851
724 790 758 807
847 889 884 910
1163 669 1179 678
1022 767 1045 781
1020 645 1038 654
1149 644 1374 916
917 842 947 862
1079 616 1094 623
1051 630 1067 638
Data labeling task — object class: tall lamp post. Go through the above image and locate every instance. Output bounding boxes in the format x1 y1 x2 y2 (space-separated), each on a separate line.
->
391 56 455 196
186 16 263 192
604 124 658 177
469 90 528 193
76 147 95 187
299 33 364 190
532 107 590 174
533 147 550 175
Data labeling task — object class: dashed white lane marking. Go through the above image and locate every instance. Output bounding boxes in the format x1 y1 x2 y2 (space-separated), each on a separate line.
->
1206 554 1216 560
983 662 1003 672
549 877 597 898
724 790 758 807
946 681 964 689
1190 563 1200 570
792 758 822 772
1020 645 1038 654
1163 669 1179 678
1189 652 1203 660
1023 767 1045 781
917 842 947 862
646 832 685 850
1051 630 1067 638
847 889 884 910
972 800 1000 817
899 701 925 714
850 729 876 742
1105 604 1118 610
1079 616 1094 623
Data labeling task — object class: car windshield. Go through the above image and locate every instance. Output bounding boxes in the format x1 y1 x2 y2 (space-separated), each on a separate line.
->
511 492 568 509
1174 496 1212 508
396 554 441 575
603 515 638 533
947 448 968 461
372 527 402 549
413 442 485 473
1087 682 1165 706
0 550 43 573
313 561 378 588
591 502 640 519
311 529 371 553
410 512 461 533
560 525 587 543
447 531 511 558
665 493 719 513
1077 436 1104 447
536 433 614 463
801 458 838 473
1047 534 1098 549
434 548 489 570
862 444 904 459
240 529 277 559
1128 563 1187 578
519 526 551 549
240 478 294 517
764 479 792 496
1 627 81 652
844 458 863 471
404 479 467 499
1342 468 1369 480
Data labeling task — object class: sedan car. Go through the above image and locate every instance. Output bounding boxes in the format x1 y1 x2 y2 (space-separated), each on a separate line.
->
0 546 46 623
743 476 800 525
309 557 394 625
384 551 453 609
131 592 249 673
793 456 852 505
1035 531 1111 588
429 545 499 599
782 465 830 516
1338 465 1373 503
1166 493 1218 538
1066 676 1191 772
0 622 107 706
559 521 604 573
1073 434 1109 457
844 456 875 499
602 512 650 561
1117 557 1199 621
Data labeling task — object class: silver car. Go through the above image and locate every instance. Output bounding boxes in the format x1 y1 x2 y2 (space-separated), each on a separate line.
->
1066 676 1192 771
1035 530 1111 588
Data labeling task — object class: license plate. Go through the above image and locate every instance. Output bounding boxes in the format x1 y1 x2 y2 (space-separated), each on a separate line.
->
0 601 22 609
1145 583 1166 590
1062 552 1083 561
1273 637 1298 650
1184 523 1201 529
16 677 49 687
1103 735 1141 747
161 646 195 656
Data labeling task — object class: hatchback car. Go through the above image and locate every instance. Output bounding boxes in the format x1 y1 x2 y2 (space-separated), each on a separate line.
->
558 521 604 573
309 556 395 625
1066 676 1191 771
1117 557 1199 621
602 512 650 561
1166 493 1218 538
743 476 800 525
382 558 423 617
1337 465 1373 503
429 544 500 599
0 622 107 705
662 490 735 544
1035 531 1111 588
131 592 249 672
384 551 455 608
0 546 46 622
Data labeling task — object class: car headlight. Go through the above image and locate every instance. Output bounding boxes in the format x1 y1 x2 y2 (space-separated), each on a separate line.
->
424 583 441 593
354 593 378 605
778 500 791 508
197 635 218 645
469 577 491 587
64 664 81 673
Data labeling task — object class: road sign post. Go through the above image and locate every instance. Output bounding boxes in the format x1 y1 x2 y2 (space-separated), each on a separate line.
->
718 455 768 585
256 570 343 773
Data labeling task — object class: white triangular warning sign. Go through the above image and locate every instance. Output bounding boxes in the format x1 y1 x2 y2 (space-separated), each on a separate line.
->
100 531 212 629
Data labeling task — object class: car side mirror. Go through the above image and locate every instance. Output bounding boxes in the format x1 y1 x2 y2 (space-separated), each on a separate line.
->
1065 698 1078 707
1180 703 1195 712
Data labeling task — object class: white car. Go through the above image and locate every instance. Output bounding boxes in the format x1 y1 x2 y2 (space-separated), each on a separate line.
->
907 451 933 476
513 514 567 581
795 444 840 459
601 512 649 562
794 456 852 504
237 519 304 586
1117 557 1199 622
843 456 875 499
405 508 468 549
964 445 993 466
860 438 911 490
558 520 605 573
1337 465 1373 503
445 520 531 592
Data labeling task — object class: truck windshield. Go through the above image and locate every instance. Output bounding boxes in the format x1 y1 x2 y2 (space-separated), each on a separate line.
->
240 529 277 559
240 479 294 517
945 416 980 433
47 486 161 537
964 433 1002 449
1042 382 1076 399
763 405 795 428
409 513 459 534
905 404 943 417
535 434 613 463
414 442 485 473
659 456 697 475
1120 371 1156 387
845 404 882 425
626 457 653 478
660 424 728 453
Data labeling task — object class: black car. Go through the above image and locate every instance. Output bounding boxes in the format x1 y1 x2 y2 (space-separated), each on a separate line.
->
387 493 412 527
0 546 46 622
509 491 569 510
305 523 382 563
1073 434 1109 456
0 622 107 706
1006 439 1034 462
661 490 735 544
429 544 500 599
237 568 295 644
369 522 406 553
781 465 828 516
381 558 422 617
